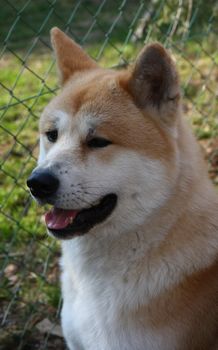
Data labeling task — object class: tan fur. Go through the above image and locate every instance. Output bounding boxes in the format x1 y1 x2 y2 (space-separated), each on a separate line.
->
41 69 174 163
51 27 97 85
134 261 218 349
39 28 218 349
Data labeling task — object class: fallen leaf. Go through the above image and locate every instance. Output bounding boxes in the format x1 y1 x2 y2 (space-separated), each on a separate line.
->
36 318 63 338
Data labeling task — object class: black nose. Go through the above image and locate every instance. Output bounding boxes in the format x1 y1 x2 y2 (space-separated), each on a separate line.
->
27 170 59 198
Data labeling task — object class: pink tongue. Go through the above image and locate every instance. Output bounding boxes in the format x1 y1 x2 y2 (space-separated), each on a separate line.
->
45 207 79 230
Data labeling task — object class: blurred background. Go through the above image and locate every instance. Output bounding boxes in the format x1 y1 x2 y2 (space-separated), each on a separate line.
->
0 1 217 349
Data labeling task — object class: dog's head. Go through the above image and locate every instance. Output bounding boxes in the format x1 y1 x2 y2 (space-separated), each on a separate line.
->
27 28 181 240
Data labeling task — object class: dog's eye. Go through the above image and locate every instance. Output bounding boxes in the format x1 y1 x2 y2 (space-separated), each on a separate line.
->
87 137 112 148
46 129 58 143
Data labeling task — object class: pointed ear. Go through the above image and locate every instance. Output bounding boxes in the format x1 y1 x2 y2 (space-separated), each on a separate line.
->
50 27 98 85
128 43 180 111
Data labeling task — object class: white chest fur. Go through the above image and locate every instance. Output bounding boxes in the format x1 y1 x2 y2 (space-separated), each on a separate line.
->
60 231 179 350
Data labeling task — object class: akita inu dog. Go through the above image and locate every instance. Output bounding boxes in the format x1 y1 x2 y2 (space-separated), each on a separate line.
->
27 28 218 350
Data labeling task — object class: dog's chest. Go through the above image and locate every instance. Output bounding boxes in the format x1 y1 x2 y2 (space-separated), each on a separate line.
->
60 243 177 350
61 274 176 350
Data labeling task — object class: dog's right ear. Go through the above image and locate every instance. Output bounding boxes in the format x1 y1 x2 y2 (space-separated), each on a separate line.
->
50 27 97 85
119 43 180 123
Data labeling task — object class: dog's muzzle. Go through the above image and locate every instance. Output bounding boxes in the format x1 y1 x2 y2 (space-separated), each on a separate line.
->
27 170 118 240
27 170 59 199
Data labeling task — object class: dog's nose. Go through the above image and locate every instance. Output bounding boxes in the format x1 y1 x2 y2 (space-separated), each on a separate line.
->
27 170 59 198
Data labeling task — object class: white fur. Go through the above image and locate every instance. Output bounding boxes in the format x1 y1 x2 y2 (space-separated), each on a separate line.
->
31 29 218 349
37 108 181 349
60 189 217 350
36 107 217 350
38 135 46 164
53 110 69 130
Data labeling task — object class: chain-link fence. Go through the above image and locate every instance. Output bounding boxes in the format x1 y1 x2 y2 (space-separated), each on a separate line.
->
0 1 217 349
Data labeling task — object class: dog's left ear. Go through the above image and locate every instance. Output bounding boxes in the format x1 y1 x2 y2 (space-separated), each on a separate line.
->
50 27 97 85
126 43 180 117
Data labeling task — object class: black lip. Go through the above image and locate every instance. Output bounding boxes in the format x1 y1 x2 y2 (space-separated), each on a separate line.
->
48 193 117 240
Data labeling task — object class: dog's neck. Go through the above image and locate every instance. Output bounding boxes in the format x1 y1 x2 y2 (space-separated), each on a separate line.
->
61 196 217 305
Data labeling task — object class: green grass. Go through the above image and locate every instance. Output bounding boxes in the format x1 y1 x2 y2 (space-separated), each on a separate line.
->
0 1 218 348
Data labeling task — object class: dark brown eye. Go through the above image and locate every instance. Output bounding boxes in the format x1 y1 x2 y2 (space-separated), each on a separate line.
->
87 137 112 148
46 129 58 143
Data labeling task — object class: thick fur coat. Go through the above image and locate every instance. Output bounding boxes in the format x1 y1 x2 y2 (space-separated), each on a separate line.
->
32 28 218 349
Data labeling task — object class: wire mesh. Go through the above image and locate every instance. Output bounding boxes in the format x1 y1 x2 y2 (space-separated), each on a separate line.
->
0 1 217 349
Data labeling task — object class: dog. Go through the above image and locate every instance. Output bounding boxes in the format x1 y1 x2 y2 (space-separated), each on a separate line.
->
27 27 218 350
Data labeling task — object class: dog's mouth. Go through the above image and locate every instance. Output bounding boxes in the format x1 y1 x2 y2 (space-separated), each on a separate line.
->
45 193 117 240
